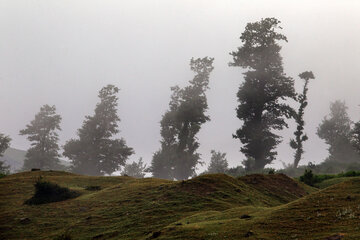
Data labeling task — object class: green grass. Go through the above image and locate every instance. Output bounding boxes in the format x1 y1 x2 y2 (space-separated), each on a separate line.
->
1 171 359 239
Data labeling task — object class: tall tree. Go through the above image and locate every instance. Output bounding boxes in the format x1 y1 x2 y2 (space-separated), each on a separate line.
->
230 18 296 171
149 57 214 180
290 71 315 168
0 133 11 173
20 105 62 170
317 100 358 163
63 85 134 176
207 150 228 174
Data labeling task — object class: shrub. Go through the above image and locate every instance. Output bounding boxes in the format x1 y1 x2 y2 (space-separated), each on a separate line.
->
299 169 317 186
299 169 360 187
25 177 80 205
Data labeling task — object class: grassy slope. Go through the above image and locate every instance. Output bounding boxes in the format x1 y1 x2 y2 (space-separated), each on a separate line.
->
2 172 360 239
0 172 311 240
157 178 360 240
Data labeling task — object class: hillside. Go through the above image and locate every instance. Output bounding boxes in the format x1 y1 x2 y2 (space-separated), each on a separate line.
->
0 171 358 239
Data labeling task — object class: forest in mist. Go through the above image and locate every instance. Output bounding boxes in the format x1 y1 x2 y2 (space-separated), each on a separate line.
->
1 1 360 179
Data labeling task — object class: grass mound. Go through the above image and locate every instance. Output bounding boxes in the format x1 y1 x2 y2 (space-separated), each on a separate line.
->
239 173 308 199
24 177 80 205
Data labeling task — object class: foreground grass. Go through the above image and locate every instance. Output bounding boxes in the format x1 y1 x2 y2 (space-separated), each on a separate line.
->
0 171 359 239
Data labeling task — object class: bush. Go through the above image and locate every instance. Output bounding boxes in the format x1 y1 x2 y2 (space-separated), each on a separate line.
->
299 169 360 187
25 177 80 205
299 169 317 186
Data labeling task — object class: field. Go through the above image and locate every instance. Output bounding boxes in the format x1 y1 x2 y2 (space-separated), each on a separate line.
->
1 171 359 240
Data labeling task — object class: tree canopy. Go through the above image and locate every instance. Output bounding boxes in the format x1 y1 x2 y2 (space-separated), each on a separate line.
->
230 18 296 171
206 150 229 174
150 57 214 180
290 71 315 168
63 85 134 176
20 105 62 170
317 100 359 163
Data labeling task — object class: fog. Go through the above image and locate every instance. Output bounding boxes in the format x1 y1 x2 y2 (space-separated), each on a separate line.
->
1 0 360 172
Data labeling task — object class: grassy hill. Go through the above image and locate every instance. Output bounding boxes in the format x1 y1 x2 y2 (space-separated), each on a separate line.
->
0 171 359 239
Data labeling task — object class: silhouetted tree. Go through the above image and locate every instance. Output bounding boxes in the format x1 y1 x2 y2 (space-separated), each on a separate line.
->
207 150 228 174
121 158 147 178
20 105 62 170
63 85 134 176
290 71 315 168
0 133 11 173
230 18 296 171
150 57 214 180
317 100 358 163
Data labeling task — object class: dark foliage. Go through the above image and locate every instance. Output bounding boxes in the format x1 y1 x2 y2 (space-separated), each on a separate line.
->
206 150 228 174
25 177 80 205
149 57 214 180
299 169 360 187
317 100 359 163
63 85 134 176
20 105 63 170
299 169 316 186
230 18 296 171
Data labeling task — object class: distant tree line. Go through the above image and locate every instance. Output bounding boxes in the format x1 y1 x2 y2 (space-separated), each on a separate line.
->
2 17 360 178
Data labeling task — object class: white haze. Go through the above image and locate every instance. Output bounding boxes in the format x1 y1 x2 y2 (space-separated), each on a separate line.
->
1 0 360 173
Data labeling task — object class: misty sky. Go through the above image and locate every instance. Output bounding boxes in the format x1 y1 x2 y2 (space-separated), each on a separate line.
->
1 0 360 173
